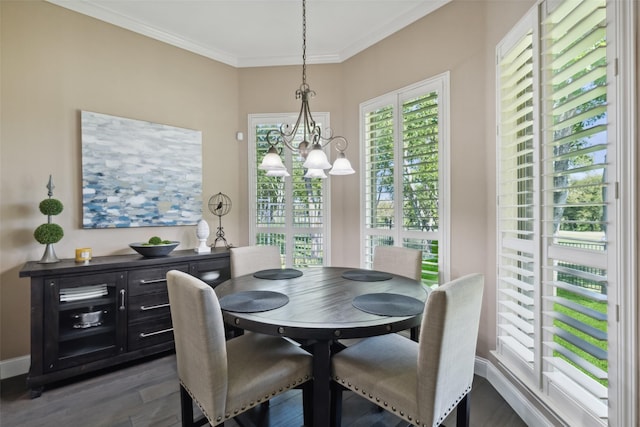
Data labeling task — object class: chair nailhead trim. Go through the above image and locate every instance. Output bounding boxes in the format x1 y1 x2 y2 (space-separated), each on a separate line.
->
219 379 312 421
180 382 216 425
334 379 473 427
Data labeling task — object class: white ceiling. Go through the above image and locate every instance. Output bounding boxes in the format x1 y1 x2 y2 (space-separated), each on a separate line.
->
47 0 450 68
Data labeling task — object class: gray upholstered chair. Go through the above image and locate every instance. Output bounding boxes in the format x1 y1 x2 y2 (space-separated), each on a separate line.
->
331 273 484 427
373 245 423 281
374 245 423 340
230 245 281 278
166 270 313 427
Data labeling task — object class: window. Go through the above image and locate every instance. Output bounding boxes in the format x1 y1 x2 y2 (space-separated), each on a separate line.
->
496 1 634 425
360 74 450 285
248 113 330 267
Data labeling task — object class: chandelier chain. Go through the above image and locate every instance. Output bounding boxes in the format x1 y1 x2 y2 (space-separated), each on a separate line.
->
302 0 307 86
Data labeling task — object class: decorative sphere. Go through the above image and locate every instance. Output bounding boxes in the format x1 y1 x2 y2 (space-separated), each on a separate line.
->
34 223 64 244
39 198 64 216
208 193 232 217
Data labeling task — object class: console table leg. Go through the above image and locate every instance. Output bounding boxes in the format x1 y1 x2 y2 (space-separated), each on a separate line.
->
29 386 43 399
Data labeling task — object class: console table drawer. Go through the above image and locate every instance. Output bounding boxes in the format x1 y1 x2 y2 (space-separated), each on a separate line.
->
128 292 170 322
128 315 174 350
128 264 188 296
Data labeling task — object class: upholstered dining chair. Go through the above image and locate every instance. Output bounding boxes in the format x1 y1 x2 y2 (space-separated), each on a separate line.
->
230 245 281 278
331 273 484 427
166 270 313 427
373 245 423 340
373 245 423 281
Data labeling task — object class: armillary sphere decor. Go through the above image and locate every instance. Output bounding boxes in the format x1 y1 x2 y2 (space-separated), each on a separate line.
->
208 192 232 248
259 0 355 179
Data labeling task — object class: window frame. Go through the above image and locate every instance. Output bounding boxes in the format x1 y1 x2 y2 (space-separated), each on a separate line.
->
359 73 451 283
248 112 332 267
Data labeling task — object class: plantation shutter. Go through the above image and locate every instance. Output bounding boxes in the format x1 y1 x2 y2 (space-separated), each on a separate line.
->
540 0 609 419
400 90 441 285
250 114 329 267
496 12 538 375
361 76 448 286
363 103 396 264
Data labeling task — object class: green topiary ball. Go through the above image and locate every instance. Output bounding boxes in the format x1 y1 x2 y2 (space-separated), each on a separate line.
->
34 223 64 244
39 198 64 216
148 236 162 245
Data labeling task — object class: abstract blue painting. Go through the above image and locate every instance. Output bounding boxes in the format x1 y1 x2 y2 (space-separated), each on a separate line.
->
81 111 202 228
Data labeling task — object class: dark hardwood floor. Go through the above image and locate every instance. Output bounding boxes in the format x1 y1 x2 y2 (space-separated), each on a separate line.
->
0 353 527 427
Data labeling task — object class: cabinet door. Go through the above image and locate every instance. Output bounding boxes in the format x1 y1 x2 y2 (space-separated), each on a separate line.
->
43 272 127 372
190 258 230 288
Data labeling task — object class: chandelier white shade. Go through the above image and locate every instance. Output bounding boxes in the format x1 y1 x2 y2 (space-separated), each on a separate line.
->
259 0 355 179
329 152 356 175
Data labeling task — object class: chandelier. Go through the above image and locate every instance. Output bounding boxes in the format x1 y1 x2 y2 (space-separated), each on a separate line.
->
259 0 355 179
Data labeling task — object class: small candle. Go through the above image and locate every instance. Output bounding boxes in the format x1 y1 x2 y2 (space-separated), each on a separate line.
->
75 248 92 263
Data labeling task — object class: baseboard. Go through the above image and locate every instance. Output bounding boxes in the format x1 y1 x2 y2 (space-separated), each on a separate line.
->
0 355 30 380
475 356 557 426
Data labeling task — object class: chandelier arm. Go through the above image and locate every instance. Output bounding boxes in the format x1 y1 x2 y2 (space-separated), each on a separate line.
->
314 134 349 152
265 128 283 149
279 96 308 152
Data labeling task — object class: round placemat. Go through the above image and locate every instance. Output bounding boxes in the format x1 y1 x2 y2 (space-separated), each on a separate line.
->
352 293 424 316
253 268 303 280
219 290 289 313
342 269 393 282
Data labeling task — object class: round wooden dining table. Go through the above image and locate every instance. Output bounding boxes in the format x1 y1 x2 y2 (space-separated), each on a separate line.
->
214 266 428 427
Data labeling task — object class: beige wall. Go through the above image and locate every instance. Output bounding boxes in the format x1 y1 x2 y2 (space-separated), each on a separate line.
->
0 0 534 362
1 1 240 360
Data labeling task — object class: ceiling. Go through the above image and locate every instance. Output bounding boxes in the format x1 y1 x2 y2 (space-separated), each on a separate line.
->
47 0 450 68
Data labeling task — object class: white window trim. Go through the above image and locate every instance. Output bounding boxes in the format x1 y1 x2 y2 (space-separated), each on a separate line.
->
610 1 637 425
358 72 451 283
248 112 332 267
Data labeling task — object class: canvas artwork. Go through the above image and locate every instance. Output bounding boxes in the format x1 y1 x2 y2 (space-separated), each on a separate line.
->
81 111 202 228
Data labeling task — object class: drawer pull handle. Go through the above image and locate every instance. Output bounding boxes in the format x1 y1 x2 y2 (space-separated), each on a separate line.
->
140 303 170 311
140 328 173 338
139 278 167 285
119 289 126 311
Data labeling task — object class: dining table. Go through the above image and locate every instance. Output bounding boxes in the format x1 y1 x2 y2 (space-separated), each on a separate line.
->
214 266 429 427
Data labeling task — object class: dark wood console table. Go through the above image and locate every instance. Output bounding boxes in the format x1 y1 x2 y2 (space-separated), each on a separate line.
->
19 248 230 398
